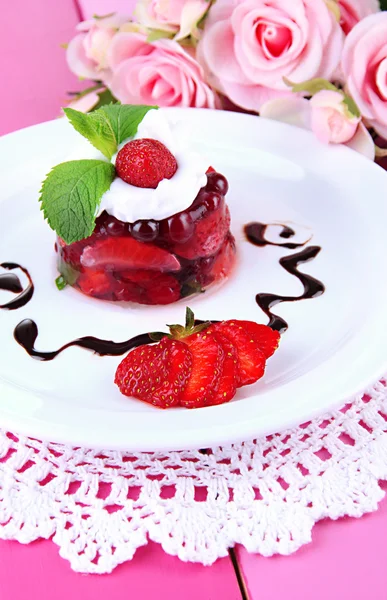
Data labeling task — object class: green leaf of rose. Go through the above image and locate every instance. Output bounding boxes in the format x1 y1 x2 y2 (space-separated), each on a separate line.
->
342 95 361 119
284 77 339 96
39 160 115 244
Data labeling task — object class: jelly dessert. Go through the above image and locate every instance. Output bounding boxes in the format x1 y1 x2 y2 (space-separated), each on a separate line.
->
40 104 236 305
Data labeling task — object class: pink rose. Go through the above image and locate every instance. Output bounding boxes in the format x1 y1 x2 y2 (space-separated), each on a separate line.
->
309 90 360 143
342 13 387 139
66 14 128 80
65 90 101 113
108 32 216 108
134 0 209 40
338 0 380 35
197 0 343 111
260 94 375 159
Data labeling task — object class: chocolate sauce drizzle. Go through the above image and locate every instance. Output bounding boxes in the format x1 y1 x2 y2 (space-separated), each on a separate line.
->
14 319 159 362
0 263 34 310
244 222 310 250
245 222 325 334
3 220 325 360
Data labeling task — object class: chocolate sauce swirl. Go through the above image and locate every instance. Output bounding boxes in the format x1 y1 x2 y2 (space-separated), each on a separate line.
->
0 263 34 310
14 319 162 361
256 246 325 334
245 222 325 333
244 222 308 250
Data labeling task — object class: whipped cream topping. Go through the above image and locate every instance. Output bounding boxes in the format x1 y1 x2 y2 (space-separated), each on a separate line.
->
96 109 209 223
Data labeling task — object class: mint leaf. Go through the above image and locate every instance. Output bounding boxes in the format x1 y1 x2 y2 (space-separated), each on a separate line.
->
64 108 117 159
55 275 67 290
64 104 157 158
39 160 115 244
100 104 157 146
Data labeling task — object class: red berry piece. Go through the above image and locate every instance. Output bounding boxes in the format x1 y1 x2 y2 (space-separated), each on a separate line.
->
198 233 236 286
180 331 225 408
77 270 112 297
145 273 181 305
208 321 266 387
237 321 280 359
114 280 145 303
119 269 181 305
115 337 192 408
131 220 159 242
173 202 231 259
115 138 178 189
166 212 195 243
209 332 240 405
58 235 96 268
206 172 229 195
80 237 180 271
105 216 127 237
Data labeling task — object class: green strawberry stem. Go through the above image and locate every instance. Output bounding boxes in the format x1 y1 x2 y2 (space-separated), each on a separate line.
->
150 307 211 343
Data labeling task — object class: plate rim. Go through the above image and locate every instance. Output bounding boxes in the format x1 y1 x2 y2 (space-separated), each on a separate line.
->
1 108 387 451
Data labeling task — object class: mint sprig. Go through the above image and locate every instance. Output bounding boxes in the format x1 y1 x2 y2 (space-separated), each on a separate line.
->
39 160 115 244
63 104 157 159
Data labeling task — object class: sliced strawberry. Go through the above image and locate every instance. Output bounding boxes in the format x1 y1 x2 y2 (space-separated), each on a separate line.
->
237 321 280 359
209 332 239 405
115 337 192 408
77 269 112 296
173 205 231 260
80 237 180 271
180 331 224 408
208 321 266 386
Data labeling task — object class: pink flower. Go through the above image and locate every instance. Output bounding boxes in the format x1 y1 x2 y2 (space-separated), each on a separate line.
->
65 90 101 113
338 0 380 35
309 90 360 143
260 94 375 159
134 0 210 40
66 14 128 80
342 13 387 139
107 32 216 108
197 0 343 112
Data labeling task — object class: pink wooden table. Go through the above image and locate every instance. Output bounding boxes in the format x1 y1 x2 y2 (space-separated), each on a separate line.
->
1 1 387 598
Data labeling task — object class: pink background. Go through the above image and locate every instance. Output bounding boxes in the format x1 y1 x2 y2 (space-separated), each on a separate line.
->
1 1 387 598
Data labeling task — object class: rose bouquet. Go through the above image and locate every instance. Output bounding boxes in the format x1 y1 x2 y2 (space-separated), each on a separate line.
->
65 0 387 161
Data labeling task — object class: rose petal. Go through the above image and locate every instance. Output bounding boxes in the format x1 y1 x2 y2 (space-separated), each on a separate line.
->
260 96 312 129
345 122 376 159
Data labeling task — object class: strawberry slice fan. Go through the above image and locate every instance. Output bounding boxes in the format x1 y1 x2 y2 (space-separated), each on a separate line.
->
114 308 280 408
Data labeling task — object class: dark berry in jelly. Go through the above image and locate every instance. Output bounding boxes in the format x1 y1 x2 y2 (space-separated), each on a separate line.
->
131 220 159 242
167 213 195 243
105 216 127 237
207 172 229 195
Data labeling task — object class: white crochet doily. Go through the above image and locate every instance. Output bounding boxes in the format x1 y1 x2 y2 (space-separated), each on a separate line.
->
1 377 387 574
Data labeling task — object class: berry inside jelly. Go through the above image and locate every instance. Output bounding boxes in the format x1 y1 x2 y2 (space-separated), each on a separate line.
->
56 171 236 305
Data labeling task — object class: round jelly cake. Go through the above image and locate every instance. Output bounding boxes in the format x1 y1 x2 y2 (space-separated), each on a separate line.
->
40 105 236 305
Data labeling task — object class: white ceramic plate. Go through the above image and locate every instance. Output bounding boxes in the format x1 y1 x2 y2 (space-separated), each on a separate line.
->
1 108 387 451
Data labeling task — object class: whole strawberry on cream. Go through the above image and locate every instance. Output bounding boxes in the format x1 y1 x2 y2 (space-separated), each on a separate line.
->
39 104 236 305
